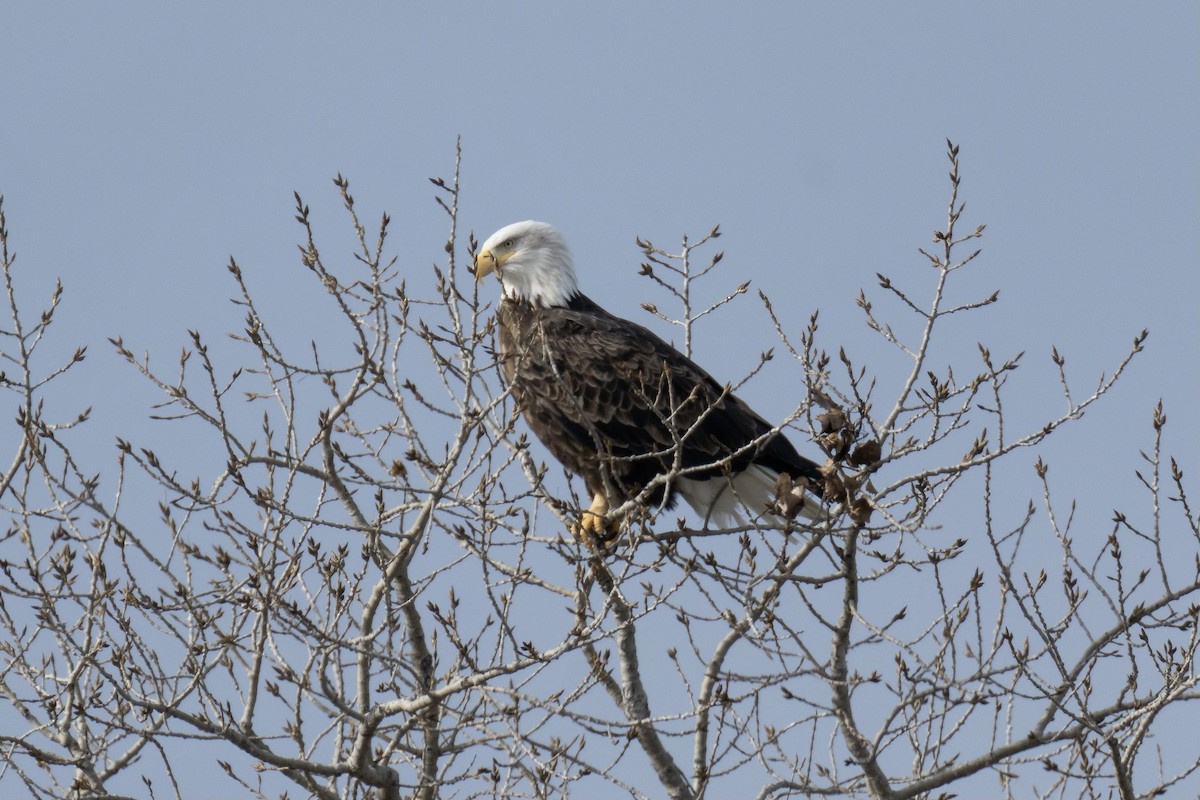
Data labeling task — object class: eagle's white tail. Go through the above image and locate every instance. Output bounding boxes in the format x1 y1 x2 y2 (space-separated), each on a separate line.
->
675 465 825 528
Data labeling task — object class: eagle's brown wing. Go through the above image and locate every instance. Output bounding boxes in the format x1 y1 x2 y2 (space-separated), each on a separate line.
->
498 294 821 508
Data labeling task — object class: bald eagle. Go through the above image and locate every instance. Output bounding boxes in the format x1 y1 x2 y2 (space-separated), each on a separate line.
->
474 220 823 541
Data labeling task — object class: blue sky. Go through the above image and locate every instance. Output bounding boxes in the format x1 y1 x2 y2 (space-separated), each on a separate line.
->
1 3 1197 794
4 3 1193 509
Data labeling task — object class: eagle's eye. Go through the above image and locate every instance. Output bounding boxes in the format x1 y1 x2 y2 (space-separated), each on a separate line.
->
503 239 514 248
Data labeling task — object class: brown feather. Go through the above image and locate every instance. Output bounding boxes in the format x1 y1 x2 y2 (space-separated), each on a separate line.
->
497 293 822 514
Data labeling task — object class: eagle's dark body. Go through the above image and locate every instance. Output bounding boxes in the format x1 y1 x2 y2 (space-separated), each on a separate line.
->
497 292 823 517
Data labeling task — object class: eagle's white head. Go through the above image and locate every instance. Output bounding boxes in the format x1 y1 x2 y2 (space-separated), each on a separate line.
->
474 220 579 308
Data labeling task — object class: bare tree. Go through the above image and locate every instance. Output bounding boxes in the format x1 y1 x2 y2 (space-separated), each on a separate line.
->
1 141 1196 800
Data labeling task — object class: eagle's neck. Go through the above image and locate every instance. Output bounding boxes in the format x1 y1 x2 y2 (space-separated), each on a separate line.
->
503 282 578 308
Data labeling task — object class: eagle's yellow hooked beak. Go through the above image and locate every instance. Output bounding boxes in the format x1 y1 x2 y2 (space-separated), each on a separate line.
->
473 249 499 283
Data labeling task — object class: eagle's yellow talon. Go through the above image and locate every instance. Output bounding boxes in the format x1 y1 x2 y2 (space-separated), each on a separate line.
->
572 494 620 551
